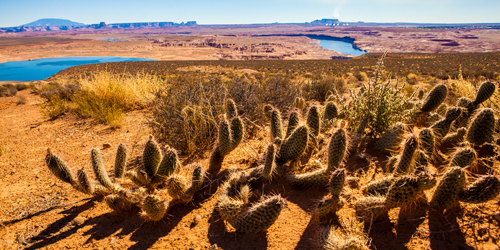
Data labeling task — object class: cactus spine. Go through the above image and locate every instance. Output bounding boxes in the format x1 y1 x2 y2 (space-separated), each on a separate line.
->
91 148 114 190
277 125 309 164
143 135 162 179
45 148 76 185
466 108 495 146
231 195 286 233
307 105 321 138
323 102 338 122
450 146 476 168
142 195 167 221
459 175 500 204
430 167 466 211
420 84 447 113
114 143 128 179
327 129 348 172
393 135 419 175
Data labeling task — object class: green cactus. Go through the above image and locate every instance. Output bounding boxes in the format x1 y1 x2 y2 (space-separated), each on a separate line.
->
217 194 245 221
230 117 244 150
91 148 114 190
323 102 338 122
208 147 224 173
375 123 406 151
459 175 500 204
143 135 162 179
362 176 396 196
263 104 273 119
450 146 476 168
416 172 437 190
393 135 419 175
189 165 204 195
385 156 398 173
466 108 495 146
45 148 77 185
231 195 286 233
262 144 276 181
327 129 348 172
142 195 167 221
430 107 462 139
166 174 188 200
277 125 309 164
226 98 238 120
416 128 434 166
271 110 284 141
307 105 321 138
105 194 133 213
429 167 466 211
77 168 94 195
441 127 467 145
152 148 180 184
217 117 232 156
385 175 422 208
417 89 425 100
285 111 300 139
338 110 347 120
421 84 447 113
353 196 388 222
315 197 344 220
125 170 150 186
93 184 113 198
286 168 330 188
473 81 496 105
114 143 127 179
329 168 346 197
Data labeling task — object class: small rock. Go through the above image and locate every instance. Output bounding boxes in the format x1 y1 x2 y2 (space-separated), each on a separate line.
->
103 143 112 149
55 138 60 141
209 244 219 250
194 214 202 225
477 226 488 237
72 216 85 226
494 212 500 222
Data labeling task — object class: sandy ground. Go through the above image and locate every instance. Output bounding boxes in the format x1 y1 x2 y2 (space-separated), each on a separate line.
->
0 88 499 249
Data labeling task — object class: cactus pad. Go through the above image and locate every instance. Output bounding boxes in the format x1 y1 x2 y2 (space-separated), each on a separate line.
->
421 84 447 113
231 195 286 233
429 167 466 211
459 175 500 204
327 129 348 172
466 108 495 146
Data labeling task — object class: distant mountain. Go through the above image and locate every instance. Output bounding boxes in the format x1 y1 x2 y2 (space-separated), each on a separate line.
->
21 18 85 27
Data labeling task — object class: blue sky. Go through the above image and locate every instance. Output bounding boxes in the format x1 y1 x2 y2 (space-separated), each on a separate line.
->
0 0 498 27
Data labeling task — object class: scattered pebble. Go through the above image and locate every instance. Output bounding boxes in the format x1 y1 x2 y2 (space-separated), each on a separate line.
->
72 216 85 226
103 143 112 149
193 214 202 225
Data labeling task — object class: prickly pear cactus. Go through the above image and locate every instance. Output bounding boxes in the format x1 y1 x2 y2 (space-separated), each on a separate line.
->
231 195 286 233
217 118 233 156
91 148 114 190
450 146 476 168
430 107 462 139
143 135 162 179
393 135 419 175
417 89 425 100
421 84 447 113
45 148 77 185
277 125 309 164
271 110 284 141
323 102 338 122
77 168 94 195
285 111 300 139
353 196 388 222
153 148 180 184
217 194 245 221
226 98 238 120
262 144 276 181
385 175 422 208
459 175 500 204
166 174 188 200
286 168 330 188
375 123 406 151
327 129 348 172
466 108 495 146
416 128 434 166
441 127 467 145
307 105 321 138
114 143 128 179
263 104 273 119
362 176 396 196
315 197 344 220
429 167 466 211
473 81 496 105
329 168 346 197
142 195 167 221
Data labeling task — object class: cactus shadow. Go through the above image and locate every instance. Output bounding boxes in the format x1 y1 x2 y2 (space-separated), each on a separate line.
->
427 208 474 250
25 200 97 250
294 214 340 250
207 210 268 249
394 203 428 249
366 217 406 250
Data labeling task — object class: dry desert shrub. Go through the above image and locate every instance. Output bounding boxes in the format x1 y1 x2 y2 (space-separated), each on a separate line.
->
301 76 346 102
0 83 18 97
150 75 301 153
448 71 500 109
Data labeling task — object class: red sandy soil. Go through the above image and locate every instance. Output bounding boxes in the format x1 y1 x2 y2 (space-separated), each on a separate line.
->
0 89 499 249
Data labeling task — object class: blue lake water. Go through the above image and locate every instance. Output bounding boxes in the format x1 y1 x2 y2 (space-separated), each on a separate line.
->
314 39 366 56
0 57 155 81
